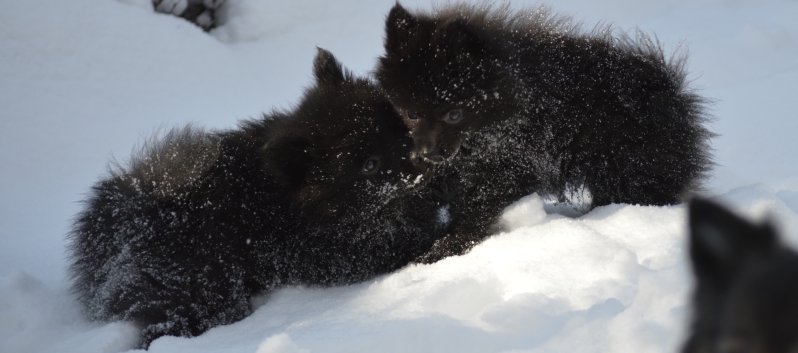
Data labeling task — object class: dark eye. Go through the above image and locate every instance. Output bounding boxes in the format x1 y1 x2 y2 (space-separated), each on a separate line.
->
406 111 420 120
362 157 380 175
445 110 463 123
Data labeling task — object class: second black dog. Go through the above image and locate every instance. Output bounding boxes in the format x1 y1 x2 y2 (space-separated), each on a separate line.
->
68 49 444 347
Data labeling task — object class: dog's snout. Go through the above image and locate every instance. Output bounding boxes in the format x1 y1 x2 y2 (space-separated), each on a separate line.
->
422 149 445 164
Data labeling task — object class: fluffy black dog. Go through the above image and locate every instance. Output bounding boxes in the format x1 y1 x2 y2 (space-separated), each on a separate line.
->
376 3 714 262
685 198 798 353
68 49 444 348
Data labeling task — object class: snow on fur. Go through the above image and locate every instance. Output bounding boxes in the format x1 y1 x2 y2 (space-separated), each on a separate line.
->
1 0 798 352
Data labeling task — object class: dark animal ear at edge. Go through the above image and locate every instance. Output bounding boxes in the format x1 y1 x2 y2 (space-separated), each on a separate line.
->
313 47 346 86
688 198 778 279
260 135 315 192
384 3 421 54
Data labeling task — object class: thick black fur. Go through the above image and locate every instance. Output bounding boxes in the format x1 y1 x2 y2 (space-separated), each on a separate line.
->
376 3 714 262
685 199 798 353
68 49 444 348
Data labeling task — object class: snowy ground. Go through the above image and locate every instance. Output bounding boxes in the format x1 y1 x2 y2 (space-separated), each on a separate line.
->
1 0 797 352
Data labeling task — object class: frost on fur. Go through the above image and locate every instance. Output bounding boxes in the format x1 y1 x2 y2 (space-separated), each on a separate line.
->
67 49 444 348
377 3 715 263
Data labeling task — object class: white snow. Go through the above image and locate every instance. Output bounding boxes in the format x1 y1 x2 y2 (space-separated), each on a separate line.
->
1 0 797 352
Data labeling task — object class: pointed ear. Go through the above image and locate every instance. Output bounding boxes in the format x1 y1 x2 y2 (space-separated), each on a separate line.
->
384 3 421 54
260 135 314 191
688 198 778 280
313 48 346 86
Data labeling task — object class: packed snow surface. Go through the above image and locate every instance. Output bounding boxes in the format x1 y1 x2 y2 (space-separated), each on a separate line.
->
1 0 798 352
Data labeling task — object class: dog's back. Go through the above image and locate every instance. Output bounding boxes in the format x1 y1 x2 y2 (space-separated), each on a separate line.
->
685 199 798 353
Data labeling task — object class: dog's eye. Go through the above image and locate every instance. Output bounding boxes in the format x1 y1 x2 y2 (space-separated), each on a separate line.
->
445 110 463 123
406 111 420 120
362 157 380 175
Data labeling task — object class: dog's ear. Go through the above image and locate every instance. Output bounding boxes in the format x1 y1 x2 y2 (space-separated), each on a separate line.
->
313 48 346 86
688 198 778 282
384 3 422 55
260 135 315 192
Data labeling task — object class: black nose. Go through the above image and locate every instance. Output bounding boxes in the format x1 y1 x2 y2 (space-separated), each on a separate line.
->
410 151 425 166
402 151 432 176
422 150 445 164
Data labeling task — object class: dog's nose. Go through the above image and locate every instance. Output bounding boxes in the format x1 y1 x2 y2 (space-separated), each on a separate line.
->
422 150 445 164
402 151 432 178
410 151 425 166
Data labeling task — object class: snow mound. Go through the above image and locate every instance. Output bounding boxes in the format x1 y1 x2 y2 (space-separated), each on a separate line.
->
1 186 796 353
2 0 798 352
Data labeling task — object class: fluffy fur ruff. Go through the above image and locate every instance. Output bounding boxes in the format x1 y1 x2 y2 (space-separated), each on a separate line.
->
684 199 798 353
376 3 715 262
68 49 444 348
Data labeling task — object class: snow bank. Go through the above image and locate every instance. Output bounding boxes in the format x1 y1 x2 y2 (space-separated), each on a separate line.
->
4 186 791 353
2 0 798 352
0 271 138 353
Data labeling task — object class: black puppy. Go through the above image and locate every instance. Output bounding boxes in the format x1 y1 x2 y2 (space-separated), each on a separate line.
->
377 3 714 262
684 198 798 353
68 49 443 348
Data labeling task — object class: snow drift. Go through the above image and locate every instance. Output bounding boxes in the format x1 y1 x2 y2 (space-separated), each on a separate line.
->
1 0 798 352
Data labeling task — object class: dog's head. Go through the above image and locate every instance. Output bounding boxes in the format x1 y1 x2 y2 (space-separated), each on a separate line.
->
685 198 798 353
262 48 431 221
375 3 518 163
